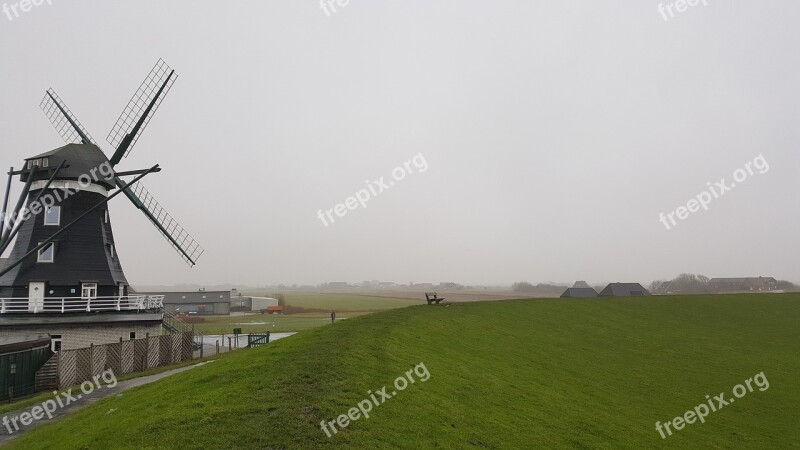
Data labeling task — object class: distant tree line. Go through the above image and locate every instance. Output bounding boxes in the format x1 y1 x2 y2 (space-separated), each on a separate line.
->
436 282 465 290
512 282 565 296
649 273 711 295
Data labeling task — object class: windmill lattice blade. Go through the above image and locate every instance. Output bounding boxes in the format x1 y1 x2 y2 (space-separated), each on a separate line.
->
107 59 177 160
40 89 96 145
128 182 204 267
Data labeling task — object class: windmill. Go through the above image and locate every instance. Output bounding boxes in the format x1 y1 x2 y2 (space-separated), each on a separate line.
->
0 59 203 310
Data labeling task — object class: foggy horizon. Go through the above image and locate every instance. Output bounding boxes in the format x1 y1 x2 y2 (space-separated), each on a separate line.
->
2 1 798 287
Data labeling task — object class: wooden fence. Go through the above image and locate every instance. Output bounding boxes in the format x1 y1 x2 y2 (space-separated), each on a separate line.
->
56 332 194 389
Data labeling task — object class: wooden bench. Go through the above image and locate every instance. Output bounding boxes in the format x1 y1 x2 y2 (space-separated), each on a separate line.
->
425 292 445 305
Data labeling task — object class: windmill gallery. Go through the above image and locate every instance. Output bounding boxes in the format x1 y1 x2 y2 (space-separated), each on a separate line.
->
0 60 204 352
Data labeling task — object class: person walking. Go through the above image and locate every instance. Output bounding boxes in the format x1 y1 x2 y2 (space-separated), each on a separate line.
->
331 311 336 324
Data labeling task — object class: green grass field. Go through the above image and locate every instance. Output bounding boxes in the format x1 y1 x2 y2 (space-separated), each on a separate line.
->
7 294 800 449
190 292 423 334
245 292 425 311
191 313 366 335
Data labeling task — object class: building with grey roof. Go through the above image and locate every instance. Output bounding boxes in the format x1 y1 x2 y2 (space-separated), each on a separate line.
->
708 277 778 293
138 291 231 315
598 283 651 297
560 281 598 298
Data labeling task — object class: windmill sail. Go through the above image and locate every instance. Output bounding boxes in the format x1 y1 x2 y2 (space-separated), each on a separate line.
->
35 59 203 268
116 179 204 267
107 59 177 165
40 89 96 145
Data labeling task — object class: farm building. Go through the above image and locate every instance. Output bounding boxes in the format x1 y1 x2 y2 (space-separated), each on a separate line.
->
708 277 778 293
560 281 598 298
251 297 279 311
231 294 250 310
598 283 651 297
138 291 231 316
0 335 53 402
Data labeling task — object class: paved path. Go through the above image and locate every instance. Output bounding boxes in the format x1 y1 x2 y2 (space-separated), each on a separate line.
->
0 361 214 445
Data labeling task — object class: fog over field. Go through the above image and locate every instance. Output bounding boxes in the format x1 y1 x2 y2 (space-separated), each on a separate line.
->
1 1 798 286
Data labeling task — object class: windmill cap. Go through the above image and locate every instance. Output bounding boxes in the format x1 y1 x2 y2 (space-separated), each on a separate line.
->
22 143 115 190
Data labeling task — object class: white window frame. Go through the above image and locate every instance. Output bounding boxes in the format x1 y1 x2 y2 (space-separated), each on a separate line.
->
51 335 63 353
44 205 61 226
27 158 48 170
37 242 55 263
81 283 98 300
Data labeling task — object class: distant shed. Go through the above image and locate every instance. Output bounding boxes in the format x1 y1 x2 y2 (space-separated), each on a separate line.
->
561 281 598 298
560 287 598 298
598 283 651 297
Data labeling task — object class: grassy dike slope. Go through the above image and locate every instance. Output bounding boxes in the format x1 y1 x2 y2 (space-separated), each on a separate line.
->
8 295 800 449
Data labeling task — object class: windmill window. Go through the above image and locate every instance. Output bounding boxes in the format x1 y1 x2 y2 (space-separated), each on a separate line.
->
44 206 61 226
38 242 55 263
81 283 98 300
27 158 48 170
51 335 62 352
109 244 115 259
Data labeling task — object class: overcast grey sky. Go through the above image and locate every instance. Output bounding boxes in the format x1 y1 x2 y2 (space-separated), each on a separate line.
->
1 1 798 286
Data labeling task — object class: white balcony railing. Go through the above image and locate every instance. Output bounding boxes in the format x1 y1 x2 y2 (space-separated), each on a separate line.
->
0 295 165 314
